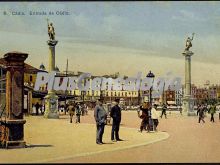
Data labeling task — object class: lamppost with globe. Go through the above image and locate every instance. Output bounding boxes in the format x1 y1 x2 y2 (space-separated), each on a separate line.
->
146 71 155 106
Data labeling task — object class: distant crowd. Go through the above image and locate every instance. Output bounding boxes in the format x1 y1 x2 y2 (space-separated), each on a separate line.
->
197 103 219 123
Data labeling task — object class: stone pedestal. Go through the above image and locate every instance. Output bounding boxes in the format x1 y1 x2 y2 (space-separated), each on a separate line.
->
182 50 196 116
44 92 59 119
0 52 28 148
44 40 59 119
182 95 195 116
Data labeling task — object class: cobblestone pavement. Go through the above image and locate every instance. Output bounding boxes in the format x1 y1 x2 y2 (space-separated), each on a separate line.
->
53 110 220 163
0 111 169 163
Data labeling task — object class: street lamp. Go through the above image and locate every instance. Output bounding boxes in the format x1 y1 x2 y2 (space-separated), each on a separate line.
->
146 70 155 105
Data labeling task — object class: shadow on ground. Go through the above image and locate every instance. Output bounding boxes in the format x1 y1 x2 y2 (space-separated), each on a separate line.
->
25 144 53 148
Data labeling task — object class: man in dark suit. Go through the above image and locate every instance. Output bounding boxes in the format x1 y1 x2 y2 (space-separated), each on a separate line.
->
160 103 167 119
110 98 123 142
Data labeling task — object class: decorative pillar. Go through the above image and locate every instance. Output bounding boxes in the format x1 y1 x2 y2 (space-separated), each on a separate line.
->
44 40 59 119
0 52 28 148
182 50 196 116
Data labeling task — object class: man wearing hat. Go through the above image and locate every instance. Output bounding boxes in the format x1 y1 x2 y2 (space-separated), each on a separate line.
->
110 98 123 142
75 102 82 123
67 101 75 123
94 98 107 145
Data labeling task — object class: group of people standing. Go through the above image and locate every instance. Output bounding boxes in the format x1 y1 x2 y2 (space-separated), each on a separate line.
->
138 102 160 133
94 98 122 145
67 102 88 123
32 102 44 115
197 103 218 123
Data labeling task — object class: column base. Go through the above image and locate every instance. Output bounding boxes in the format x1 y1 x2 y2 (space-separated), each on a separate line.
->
44 112 59 119
0 120 26 149
187 111 196 116
5 141 26 149
44 92 59 119
182 95 196 117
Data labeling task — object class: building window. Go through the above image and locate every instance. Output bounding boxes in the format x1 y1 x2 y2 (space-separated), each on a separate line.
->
30 75 33 82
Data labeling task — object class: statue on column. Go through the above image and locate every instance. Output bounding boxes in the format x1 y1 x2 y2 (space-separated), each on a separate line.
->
47 18 55 40
185 33 195 51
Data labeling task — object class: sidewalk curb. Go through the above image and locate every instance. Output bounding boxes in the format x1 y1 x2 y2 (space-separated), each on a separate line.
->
29 124 169 163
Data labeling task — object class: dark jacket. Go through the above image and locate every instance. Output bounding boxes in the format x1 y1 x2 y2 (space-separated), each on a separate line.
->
67 105 75 115
162 104 167 111
199 108 205 117
140 106 149 119
75 105 82 115
110 104 121 122
94 105 107 125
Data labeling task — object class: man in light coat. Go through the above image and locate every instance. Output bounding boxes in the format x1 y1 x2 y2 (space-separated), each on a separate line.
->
151 104 159 131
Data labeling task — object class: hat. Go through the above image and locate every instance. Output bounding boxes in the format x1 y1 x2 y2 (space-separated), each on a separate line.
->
115 98 120 103
98 98 104 102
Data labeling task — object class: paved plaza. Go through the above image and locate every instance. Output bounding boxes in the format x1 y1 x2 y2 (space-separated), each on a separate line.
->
1 110 220 163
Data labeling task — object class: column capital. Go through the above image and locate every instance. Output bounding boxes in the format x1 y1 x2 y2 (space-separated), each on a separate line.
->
47 40 58 47
4 51 28 63
182 50 194 57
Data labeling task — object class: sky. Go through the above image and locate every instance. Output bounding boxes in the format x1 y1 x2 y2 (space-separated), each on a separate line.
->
0 1 220 86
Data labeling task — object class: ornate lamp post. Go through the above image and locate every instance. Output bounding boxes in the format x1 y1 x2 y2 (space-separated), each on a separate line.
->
146 71 155 105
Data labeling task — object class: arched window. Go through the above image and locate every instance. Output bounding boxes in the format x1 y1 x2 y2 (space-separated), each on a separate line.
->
30 75 33 82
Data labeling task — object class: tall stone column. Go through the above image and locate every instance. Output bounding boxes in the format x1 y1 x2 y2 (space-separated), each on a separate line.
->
0 52 28 148
182 50 196 116
44 40 59 119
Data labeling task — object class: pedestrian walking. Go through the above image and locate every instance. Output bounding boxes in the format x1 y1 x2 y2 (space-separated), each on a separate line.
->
151 104 159 131
75 103 82 123
138 102 150 132
209 104 216 123
197 104 201 116
110 98 123 142
86 104 89 115
35 102 40 116
218 105 220 121
67 101 75 123
198 105 205 123
94 99 107 145
160 103 167 119
81 103 85 116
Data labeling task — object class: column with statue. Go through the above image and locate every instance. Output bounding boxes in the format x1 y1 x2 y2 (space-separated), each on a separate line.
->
44 19 59 119
182 33 196 116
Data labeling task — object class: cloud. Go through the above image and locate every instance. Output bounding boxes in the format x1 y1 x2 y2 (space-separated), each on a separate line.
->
102 14 123 33
171 9 205 23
